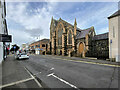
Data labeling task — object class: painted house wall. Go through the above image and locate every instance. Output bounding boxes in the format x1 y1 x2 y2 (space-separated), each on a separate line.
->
0 0 6 63
109 16 120 62
0 1 3 63
118 16 120 62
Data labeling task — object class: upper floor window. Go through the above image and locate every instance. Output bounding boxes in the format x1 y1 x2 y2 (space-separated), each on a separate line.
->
68 30 72 44
36 45 38 47
58 25 63 45
113 26 115 38
42 44 45 47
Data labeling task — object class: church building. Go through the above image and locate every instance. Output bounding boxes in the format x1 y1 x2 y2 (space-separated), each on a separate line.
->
49 17 96 57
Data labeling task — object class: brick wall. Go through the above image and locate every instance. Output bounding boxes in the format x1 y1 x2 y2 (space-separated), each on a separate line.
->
29 39 49 54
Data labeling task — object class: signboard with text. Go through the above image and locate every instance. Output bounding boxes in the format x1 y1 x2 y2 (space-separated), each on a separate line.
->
0 34 12 42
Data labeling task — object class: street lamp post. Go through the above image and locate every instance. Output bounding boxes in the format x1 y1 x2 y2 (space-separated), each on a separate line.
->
36 35 40 55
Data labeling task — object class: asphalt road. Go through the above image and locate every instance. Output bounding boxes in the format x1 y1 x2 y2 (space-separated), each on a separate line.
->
18 55 119 89
1 55 119 90
1 55 43 89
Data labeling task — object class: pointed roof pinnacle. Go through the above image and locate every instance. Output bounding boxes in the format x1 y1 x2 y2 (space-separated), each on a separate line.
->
91 26 94 30
52 16 53 20
74 18 77 25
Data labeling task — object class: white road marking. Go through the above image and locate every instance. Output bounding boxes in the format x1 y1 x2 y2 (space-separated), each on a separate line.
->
34 72 41 76
47 73 78 89
0 77 34 88
50 68 54 70
24 67 42 88
47 73 54 77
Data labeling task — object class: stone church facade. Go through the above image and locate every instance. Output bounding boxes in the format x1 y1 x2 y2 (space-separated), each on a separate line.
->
49 17 96 57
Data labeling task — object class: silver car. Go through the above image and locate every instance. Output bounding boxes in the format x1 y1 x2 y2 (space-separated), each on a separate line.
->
15 51 29 60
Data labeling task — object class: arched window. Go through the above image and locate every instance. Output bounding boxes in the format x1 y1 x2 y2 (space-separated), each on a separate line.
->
58 25 63 45
68 30 72 44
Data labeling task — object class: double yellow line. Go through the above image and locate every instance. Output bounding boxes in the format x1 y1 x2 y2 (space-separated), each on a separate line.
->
39 55 120 67
51 57 120 68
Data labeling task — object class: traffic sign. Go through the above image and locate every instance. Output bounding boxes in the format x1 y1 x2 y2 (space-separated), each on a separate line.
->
110 39 112 43
14 46 16 49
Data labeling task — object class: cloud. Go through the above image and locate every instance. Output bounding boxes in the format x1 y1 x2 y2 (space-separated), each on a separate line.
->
6 2 118 46
67 2 118 34
97 27 109 34
9 29 33 45
6 2 58 45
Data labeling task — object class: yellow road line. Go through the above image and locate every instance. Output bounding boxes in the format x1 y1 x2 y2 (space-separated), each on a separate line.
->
52 57 120 67
36 55 120 67
62 58 120 67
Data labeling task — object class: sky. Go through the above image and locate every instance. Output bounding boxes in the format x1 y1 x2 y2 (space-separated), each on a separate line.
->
6 1 118 46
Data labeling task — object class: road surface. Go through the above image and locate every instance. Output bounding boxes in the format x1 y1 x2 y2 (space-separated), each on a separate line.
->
1 55 119 89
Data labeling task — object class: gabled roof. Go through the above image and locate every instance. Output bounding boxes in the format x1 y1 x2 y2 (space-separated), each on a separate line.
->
53 18 82 31
76 27 93 39
92 32 108 40
59 18 82 31
53 19 58 27
108 9 120 19
52 18 95 39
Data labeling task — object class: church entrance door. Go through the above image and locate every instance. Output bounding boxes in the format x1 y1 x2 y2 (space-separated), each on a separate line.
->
79 42 84 54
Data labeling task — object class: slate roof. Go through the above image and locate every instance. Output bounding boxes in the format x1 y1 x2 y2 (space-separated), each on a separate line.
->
76 27 93 39
53 18 82 31
108 9 120 19
92 33 108 41
53 19 58 27
60 19 82 31
53 18 94 39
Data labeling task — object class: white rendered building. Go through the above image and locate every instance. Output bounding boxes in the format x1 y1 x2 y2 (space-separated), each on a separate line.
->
108 9 120 62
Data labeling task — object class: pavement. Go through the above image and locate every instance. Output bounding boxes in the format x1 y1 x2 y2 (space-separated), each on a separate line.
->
1 54 120 90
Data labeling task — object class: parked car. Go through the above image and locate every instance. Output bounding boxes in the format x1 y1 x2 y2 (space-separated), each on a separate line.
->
15 50 29 60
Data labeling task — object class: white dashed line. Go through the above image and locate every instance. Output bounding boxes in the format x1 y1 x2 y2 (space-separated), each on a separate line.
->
50 68 54 70
47 73 78 89
47 73 54 77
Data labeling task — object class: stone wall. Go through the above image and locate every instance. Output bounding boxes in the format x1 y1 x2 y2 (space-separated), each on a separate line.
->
86 39 109 59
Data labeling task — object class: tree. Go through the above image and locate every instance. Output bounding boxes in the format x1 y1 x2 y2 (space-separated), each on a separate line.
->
10 44 20 52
